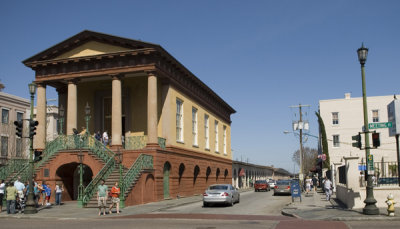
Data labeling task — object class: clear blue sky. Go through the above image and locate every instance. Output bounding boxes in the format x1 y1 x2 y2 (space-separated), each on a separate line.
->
1 1 399 172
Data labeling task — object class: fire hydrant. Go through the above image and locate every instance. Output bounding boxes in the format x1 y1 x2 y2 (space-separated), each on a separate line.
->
385 193 396 216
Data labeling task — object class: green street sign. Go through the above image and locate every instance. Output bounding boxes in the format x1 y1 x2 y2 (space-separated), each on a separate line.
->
367 154 374 172
368 122 392 129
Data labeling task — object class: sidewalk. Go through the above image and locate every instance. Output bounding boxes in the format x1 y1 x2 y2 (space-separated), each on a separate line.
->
281 188 400 221
0 188 254 220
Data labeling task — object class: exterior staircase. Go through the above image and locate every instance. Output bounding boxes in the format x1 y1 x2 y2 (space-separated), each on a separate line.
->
84 165 128 208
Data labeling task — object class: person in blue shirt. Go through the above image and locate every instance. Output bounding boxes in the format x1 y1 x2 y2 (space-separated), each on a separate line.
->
43 183 51 206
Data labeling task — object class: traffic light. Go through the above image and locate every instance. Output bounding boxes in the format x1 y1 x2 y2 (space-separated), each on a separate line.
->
34 150 43 162
14 120 23 138
352 133 362 149
29 120 39 138
372 132 380 148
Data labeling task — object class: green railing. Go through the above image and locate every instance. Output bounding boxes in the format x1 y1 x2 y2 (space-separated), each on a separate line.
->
121 154 153 197
124 136 166 150
0 158 29 180
82 156 116 205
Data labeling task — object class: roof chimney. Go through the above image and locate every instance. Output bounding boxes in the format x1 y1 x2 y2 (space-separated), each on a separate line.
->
345 93 351 99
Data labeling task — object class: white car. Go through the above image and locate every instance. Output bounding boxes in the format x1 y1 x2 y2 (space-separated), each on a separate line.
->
202 184 240 207
268 180 276 188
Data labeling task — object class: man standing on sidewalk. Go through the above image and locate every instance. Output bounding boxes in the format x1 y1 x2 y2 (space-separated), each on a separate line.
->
97 179 108 216
324 177 333 201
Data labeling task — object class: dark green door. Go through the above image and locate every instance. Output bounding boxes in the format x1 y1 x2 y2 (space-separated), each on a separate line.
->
163 162 171 199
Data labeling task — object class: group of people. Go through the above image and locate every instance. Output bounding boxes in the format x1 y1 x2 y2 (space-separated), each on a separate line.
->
303 175 333 201
97 180 121 216
0 177 64 214
304 176 318 194
95 131 109 146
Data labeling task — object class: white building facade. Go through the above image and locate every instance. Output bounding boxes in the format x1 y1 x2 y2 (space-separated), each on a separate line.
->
319 93 399 166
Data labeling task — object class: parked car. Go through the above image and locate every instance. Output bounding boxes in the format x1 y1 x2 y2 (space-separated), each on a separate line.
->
268 180 276 188
203 184 240 207
254 180 270 192
273 180 292 196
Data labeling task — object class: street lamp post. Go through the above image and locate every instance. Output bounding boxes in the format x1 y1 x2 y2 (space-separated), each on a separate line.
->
59 104 64 135
116 149 125 208
357 43 379 215
85 102 90 135
25 82 37 214
77 150 84 207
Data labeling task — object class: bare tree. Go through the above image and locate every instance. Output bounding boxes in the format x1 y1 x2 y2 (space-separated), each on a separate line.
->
292 147 318 175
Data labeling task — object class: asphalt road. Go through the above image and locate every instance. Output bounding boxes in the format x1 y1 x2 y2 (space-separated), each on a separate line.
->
153 189 290 215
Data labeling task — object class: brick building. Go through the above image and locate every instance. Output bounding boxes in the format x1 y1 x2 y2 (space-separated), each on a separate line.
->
15 30 235 206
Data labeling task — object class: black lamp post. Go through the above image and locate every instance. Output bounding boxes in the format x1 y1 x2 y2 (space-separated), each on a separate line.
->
77 150 84 207
85 102 90 135
116 149 125 208
25 82 37 214
59 104 64 135
357 43 379 215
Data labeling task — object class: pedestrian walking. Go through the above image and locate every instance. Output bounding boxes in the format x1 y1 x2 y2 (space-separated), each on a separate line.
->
55 183 64 205
97 179 108 216
0 179 5 213
312 176 318 192
6 182 17 214
305 176 312 195
324 177 333 201
108 182 121 214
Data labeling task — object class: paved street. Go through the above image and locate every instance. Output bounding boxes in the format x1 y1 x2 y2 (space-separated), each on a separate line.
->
2 190 400 228
153 189 289 215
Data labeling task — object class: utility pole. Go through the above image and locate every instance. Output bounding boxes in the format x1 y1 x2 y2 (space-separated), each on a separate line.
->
290 104 310 186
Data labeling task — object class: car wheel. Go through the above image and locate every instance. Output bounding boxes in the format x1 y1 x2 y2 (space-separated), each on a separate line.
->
229 198 234 207
203 202 208 207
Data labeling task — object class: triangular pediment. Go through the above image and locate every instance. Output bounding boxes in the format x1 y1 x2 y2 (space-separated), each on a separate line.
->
54 41 131 59
23 30 160 64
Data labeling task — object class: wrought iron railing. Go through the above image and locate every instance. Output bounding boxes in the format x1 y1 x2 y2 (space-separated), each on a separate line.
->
0 158 29 180
358 161 399 187
121 154 153 197
124 135 166 150
82 156 116 205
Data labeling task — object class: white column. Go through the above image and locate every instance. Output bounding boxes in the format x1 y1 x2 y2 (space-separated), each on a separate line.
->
34 84 46 150
66 81 77 135
111 75 122 146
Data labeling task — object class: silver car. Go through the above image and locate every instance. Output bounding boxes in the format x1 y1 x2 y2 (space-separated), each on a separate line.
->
273 180 292 196
203 184 240 207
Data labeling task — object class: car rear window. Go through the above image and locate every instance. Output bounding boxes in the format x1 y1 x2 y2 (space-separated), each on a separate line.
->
255 180 266 184
209 185 228 190
276 180 291 185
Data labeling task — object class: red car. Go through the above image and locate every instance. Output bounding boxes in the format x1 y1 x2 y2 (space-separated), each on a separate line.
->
254 180 270 192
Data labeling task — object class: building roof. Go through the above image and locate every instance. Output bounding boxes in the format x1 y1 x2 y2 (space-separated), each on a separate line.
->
23 30 236 120
0 91 30 105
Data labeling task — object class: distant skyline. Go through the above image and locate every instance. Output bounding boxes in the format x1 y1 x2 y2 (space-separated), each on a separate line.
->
1 1 399 172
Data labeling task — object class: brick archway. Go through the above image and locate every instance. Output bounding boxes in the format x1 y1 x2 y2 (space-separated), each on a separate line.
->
55 163 93 201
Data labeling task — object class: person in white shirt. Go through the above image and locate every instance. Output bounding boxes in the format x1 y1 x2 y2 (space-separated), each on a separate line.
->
0 179 5 213
324 177 333 201
102 131 109 146
14 177 25 199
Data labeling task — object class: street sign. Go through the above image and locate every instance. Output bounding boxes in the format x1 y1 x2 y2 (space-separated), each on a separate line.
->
388 99 400 137
368 122 392 129
367 154 374 175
